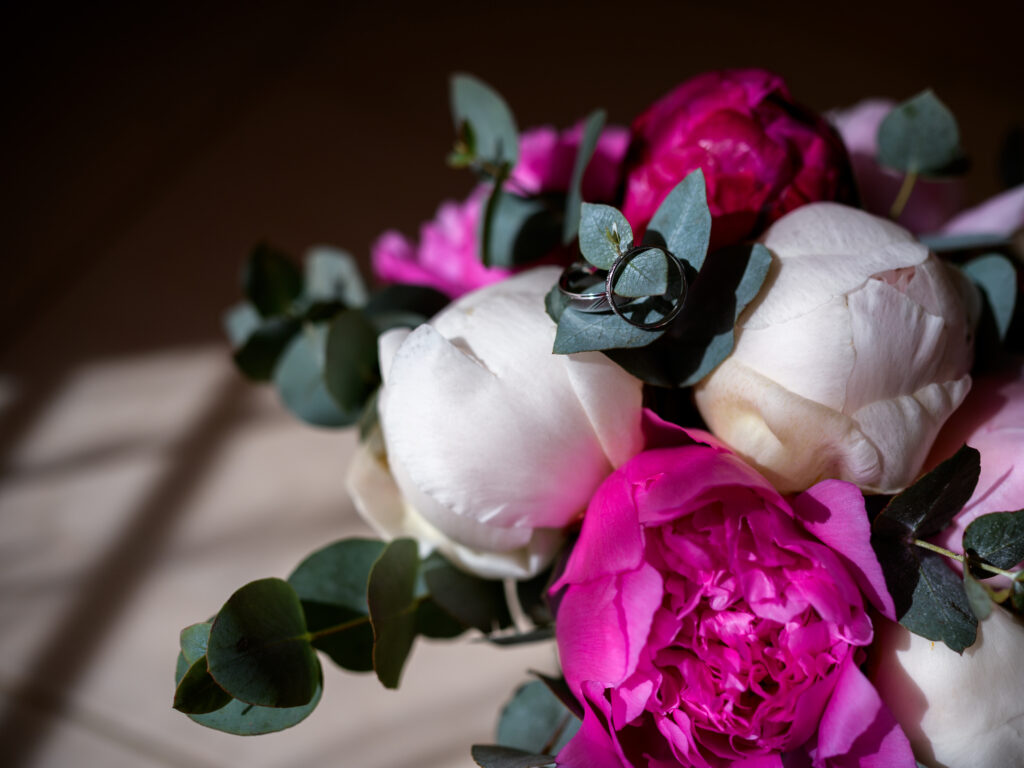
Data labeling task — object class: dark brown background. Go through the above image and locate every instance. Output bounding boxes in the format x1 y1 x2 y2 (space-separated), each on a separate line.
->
2 0 1022 370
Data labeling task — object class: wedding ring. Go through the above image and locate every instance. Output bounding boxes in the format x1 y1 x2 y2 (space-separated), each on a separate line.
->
607 247 687 331
557 262 612 313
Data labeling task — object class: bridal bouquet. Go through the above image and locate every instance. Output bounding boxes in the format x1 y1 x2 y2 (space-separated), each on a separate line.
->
173 70 1024 768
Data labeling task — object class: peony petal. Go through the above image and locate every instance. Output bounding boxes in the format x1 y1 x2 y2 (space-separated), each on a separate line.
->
815 655 915 768
556 682 630 768
845 273 971 414
731 295 853 409
941 183 1024 237
695 359 880 493
791 479 896 620
749 203 928 329
849 377 971 493
377 327 411 385
564 351 645 469
870 609 1024 768
345 437 562 579
557 564 663 694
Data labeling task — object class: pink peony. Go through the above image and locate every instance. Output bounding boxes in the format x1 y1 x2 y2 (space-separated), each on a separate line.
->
371 122 629 298
926 357 1024 575
554 414 913 768
830 99 1024 237
621 69 854 251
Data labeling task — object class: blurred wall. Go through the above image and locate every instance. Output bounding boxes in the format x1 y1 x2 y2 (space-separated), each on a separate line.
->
1 0 1021 365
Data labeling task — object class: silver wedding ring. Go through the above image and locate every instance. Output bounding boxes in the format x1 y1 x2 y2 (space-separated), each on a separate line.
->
557 248 688 331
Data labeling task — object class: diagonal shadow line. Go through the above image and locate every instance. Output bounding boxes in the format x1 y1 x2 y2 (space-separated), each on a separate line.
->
0 372 248 767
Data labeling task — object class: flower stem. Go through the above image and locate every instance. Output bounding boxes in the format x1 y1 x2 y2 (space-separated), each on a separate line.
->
913 539 1018 579
889 171 918 220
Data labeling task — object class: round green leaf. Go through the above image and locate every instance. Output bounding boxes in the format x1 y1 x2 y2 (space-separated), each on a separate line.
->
643 169 711 271
244 243 303 317
207 578 320 708
877 90 964 176
963 509 1024 572
323 309 381 417
274 324 354 427
497 680 579 755
450 73 519 166
174 657 232 714
367 538 421 689
304 246 368 307
578 203 632 270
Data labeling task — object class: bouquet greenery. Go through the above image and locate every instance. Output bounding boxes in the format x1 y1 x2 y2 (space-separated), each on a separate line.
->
173 70 1024 768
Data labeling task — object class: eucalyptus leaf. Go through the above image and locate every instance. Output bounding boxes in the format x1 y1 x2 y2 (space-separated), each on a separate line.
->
610 247 669 299
919 232 1013 252
207 578 321 708
578 203 632 270
874 445 980 539
498 680 580 755
606 242 770 387
964 571 994 620
367 538 421 689
174 622 322 735
185 683 322 735
421 553 512 633
230 315 300 381
871 446 982 652
471 745 555 768
364 284 449 319
962 254 1017 342
963 509 1024 573
173 657 232 714
563 109 607 244
304 246 368 307
323 309 381 419
180 622 213 665
896 549 977 652
487 627 556 646
223 303 261 347
450 73 519 166
877 90 964 176
643 169 711 271
244 243 303 317
288 538 387 672
415 597 467 639
486 192 564 269
478 170 510 267
553 306 665 354
274 324 353 428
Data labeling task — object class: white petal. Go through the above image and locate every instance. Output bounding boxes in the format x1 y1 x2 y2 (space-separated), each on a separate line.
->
694 358 879 493
345 438 563 579
380 309 608 534
849 377 971 493
378 327 412 385
871 610 1024 768
730 294 853 409
748 203 928 329
562 351 644 468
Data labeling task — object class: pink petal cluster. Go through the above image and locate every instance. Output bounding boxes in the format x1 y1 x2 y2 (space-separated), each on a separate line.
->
622 69 854 251
554 415 913 768
371 122 629 298
830 99 1024 236
926 357 1024 575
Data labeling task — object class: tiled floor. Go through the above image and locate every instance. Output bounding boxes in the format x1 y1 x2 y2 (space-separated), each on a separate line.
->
1 4 1021 767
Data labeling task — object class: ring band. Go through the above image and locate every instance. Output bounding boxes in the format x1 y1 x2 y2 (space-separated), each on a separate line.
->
607 247 687 331
558 262 612 313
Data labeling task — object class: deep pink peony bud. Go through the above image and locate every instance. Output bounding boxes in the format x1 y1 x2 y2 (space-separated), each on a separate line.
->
622 69 855 250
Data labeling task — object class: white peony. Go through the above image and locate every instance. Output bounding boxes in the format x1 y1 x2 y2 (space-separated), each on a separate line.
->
870 609 1024 768
694 202 977 493
347 267 644 579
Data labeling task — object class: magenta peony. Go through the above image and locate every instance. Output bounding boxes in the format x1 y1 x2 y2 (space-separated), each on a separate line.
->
371 122 629 298
621 69 854 251
554 415 913 768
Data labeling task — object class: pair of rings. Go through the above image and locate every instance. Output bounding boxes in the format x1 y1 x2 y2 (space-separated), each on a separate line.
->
557 246 687 331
